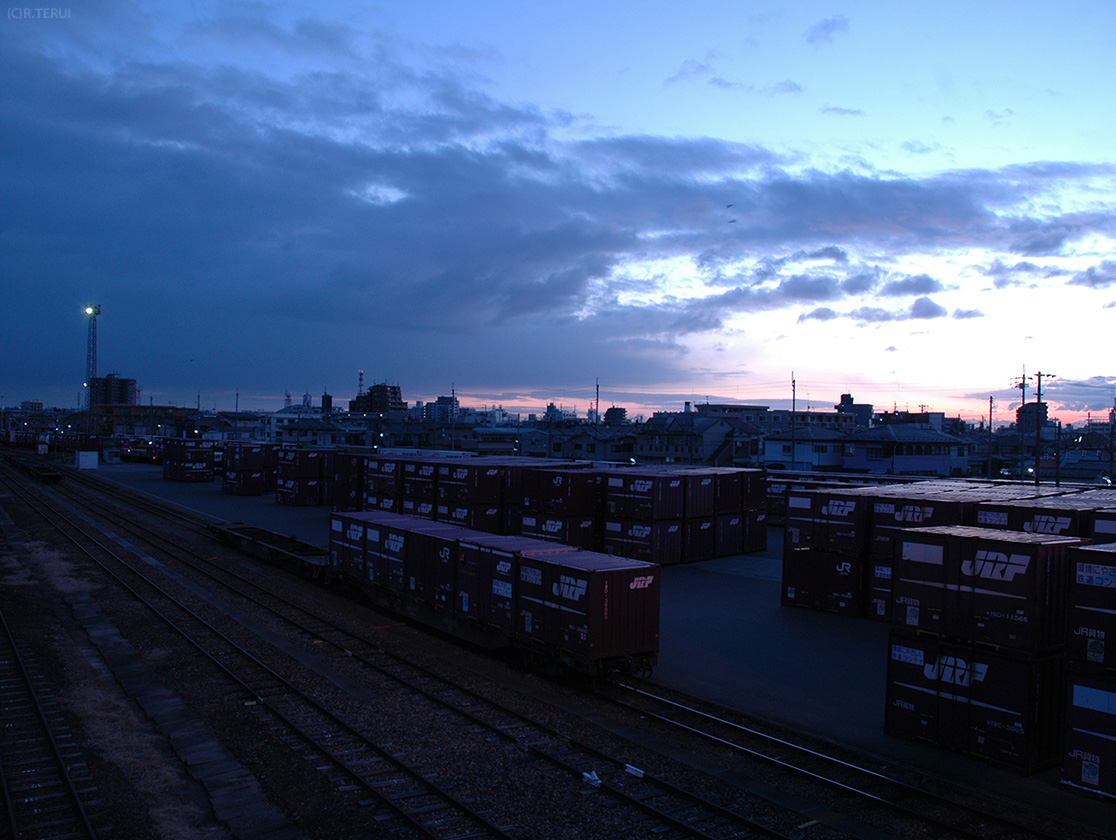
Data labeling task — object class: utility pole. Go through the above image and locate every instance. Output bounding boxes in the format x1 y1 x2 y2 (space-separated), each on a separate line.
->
790 373 797 472
1035 371 1054 486
988 396 993 478
1013 366 1031 481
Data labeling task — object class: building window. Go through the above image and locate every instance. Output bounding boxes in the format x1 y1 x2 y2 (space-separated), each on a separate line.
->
814 444 828 454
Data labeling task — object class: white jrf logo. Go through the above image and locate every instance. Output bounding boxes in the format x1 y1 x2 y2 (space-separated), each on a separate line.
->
822 500 857 517
896 505 934 523
630 576 655 590
385 534 405 554
924 656 988 686
1024 515 1072 534
631 479 653 493
554 575 588 601
962 550 1030 581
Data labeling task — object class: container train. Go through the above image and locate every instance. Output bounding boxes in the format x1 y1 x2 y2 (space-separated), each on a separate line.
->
330 510 660 677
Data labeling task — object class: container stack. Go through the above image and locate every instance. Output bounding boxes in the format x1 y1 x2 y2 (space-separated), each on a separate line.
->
222 441 275 496
436 460 514 533
331 451 366 512
781 486 875 615
276 447 333 506
519 468 603 550
601 469 685 564
885 525 1084 773
162 438 215 482
1061 542 1116 798
329 510 660 672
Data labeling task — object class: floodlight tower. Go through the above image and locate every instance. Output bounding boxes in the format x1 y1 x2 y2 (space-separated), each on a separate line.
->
84 305 100 410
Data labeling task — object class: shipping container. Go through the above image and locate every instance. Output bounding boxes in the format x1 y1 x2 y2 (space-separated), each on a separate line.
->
603 470 685 521
891 526 1082 654
781 547 865 616
521 468 600 516
714 512 742 557
682 516 715 563
1066 542 1116 670
782 487 873 557
603 518 682 565
885 630 1063 773
520 513 600 550
514 549 659 663
1062 669 1116 798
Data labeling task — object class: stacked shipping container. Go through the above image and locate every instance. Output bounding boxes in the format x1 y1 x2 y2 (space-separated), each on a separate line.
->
1062 542 1116 798
162 438 215 482
276 447 333 506
355 456 766 565
885 526 1083 773
329 510 660 673
222 441 278 496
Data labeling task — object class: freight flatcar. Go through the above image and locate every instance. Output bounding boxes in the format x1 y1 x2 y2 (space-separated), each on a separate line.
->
331 510 660 678
210 522 331 578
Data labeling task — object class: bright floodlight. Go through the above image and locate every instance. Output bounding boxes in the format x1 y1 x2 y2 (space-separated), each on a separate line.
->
85 306 94 314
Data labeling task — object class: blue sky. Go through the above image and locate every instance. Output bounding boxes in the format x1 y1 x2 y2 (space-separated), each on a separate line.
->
2 1 1114 422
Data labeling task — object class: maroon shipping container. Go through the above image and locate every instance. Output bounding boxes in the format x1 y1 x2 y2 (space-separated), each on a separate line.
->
400 498 436 519
682 517 715 563
331 453 365 512
679 470 716 518
1066 543 1116 670
891 526 1082 653
276 447 333 480
522 468 600 515
362 492 398 513
602 470 685 521
404 522 470 607
975 497 1097 538
1092 509 1116 544
603 519 682 565
1062 670 1116 798
360 512 413 593
163 460 214 482
514 550 659 663
738 468 766 510
436 503 503 534
520 514 600 550
436 461 507 504
783 488 872 557
781 547 865 616
714 513 742 557
885 630 1063 773
330 512 375 584
741 508 767 553
276 478 325 506
457 534 576 631
222 469 265 496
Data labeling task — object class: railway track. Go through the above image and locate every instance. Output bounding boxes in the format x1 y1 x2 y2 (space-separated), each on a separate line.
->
2 459 1108 840
37 468 809 839
0 603 100 840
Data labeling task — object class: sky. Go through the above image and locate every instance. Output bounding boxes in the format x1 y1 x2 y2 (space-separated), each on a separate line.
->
2 1 1115 424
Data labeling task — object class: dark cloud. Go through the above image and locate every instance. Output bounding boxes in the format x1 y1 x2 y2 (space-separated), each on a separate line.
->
805 16 850 46
879 274 942 296
2 14 1114 409
1069 260 1116 288
821 106 864 117
910 297 948 319
798 307 839 322
849 307 897 323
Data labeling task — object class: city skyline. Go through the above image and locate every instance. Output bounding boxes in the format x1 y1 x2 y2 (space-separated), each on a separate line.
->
3 2 1114 422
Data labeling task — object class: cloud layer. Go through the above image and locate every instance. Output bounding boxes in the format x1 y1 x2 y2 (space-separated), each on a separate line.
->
2 8 1114 417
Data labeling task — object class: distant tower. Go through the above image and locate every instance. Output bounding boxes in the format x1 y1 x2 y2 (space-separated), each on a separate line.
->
84 305 100 410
